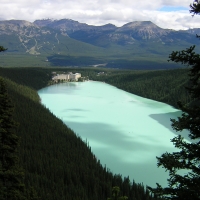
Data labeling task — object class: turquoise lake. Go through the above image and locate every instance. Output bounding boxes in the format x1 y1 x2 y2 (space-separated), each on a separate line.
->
38 81 189 187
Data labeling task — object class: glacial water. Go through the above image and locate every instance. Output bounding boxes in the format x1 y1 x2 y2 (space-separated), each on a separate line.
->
38 81 189 187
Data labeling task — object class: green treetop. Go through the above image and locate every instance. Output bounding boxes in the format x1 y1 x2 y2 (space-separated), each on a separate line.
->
0 46 7 52
0 46 26 199
107 186 128 200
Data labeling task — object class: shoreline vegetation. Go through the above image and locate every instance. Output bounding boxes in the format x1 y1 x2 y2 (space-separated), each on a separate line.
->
0 67 190 109
34 67 190 109
0 66 189 199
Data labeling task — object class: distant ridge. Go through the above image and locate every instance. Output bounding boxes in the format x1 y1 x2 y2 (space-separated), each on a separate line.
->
34 18 117 32
0 18 200 68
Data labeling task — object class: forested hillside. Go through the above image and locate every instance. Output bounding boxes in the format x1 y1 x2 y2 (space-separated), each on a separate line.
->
0 67 191 107
90 68 191 108
0 67 161 199
0 66 190 199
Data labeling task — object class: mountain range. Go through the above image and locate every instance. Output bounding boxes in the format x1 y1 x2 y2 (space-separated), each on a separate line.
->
0 18 200 69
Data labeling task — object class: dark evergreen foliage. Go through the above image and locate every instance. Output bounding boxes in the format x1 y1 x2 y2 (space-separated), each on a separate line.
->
0 78 26 200
107 186 128 200
190 0 200 15
148 47 200 200
91 69 191 108
0 46 7 52
147 3 200 199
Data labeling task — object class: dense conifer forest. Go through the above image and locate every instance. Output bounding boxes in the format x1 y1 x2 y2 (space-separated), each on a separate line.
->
0 66 190 199
90 68 191 108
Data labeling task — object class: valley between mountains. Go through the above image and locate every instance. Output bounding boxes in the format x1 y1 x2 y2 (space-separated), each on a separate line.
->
0 18 200 69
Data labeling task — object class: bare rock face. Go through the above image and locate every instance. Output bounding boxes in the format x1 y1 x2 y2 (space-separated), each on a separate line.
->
0 20 35 28
34 19 55 27
0 20 59 55
35 19 86 31
116 21 170 39
0 20 40 36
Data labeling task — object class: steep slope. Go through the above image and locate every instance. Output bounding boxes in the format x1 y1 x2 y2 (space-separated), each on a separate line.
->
0 67 158 200
0 20 105 56
116 21 169 39
34 19 118 46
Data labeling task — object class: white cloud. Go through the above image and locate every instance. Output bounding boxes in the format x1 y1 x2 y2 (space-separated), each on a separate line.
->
0 0 199 30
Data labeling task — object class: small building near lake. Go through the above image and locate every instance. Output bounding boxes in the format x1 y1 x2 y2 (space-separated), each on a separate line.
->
52 72 81 82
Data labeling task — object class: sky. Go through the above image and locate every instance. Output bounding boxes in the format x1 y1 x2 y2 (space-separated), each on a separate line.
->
0 0 200 30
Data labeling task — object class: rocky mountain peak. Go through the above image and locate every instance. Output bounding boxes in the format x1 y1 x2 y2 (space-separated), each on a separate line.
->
34 19 118 34
116 21 169 39
117 21 164 32
0 20 36 28
123 21 159 28
0 20 39 35
34 18 88 31
34 18 56 27
98 23 117 31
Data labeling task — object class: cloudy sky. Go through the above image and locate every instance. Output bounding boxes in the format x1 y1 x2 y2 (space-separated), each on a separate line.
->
0 0 200 30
